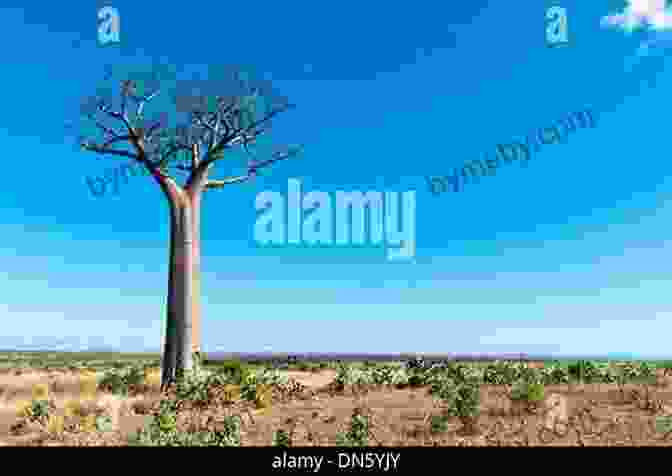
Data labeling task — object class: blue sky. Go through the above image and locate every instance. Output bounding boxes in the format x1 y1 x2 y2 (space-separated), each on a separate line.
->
2 1 672 358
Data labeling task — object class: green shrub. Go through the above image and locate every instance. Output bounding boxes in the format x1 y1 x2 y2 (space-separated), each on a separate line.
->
655 415 672 435
273 429 292 447
128 401 178 445
566 360 584 381
211 415 242 446
543 361 631 385
605 361 655 385
430 374 480 420
540 363 570 385
430 414 450 434
98 370 126 395
615 362 639 385
155 403 178 433
368 364 409 386
257 368 289 386
482 361 532 385
483 361 514 385
336 409 369 447
334 364 374 386
98 365 145 396
510 380 545 402
95 414 115 432
442 362 480 383
129 399 241 446
191 352 203 372
567 360 604 383
635 361 656 382
240 372 259 401
239 368 287 402
423 364 454 387
21 399 50 421
215 359 251 385
592 362 617 383
429 376 458 406
453 379 481 419
407 367 429 387
175 370 211 404
334 364 354 385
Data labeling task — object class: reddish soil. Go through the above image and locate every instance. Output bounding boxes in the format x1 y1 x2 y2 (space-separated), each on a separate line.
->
1 369 671 446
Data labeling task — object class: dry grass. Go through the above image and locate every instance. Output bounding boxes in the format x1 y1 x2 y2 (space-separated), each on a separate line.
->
0 368 160 446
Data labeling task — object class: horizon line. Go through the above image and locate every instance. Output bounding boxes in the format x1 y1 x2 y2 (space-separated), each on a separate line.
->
0 350 670 362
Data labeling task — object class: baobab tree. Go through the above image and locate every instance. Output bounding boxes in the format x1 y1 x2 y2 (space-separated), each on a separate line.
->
74 65 302 388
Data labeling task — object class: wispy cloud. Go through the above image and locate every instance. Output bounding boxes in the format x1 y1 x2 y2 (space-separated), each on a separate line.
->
601 0 672 68
601 0 672 33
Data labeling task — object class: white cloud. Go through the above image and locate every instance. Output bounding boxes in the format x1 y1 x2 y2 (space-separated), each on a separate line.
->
602 1 672 63
601 0 672 32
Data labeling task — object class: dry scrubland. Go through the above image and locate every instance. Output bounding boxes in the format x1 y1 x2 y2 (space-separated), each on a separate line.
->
1 353 672 446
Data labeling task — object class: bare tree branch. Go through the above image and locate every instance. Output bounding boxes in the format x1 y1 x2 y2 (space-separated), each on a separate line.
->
199 102 294 170
95 101 135 138
145 120 166 140
204 145 302 191
100 134 133 150
136 90 161 118
81 143 139 160
156 142 191 169
120 80 134 116
78 66 299 191
252 146 302 170
205 175 252 189
88 115 122 141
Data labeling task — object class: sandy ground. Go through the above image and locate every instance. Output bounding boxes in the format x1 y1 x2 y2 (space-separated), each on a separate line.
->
2 368 672 446
0 368 338 446
0 369 150 445
279 371 337 389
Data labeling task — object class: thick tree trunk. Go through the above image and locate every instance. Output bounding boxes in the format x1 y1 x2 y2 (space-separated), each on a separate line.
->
160 189 195 388
160 209 179 390
185 147 208 362
158 151 207 389
189 190 202 357
174 202 194 376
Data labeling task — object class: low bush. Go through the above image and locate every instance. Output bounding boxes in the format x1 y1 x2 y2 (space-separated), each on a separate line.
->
214 359 252 385
483 361 516 385
239 368 288 402
17 399 50 421
429 414 450 434
129 399 241 446
336 408 370 446
334 364 374 387
655 415 672 436
98 365 144 396
510 380 545 403
273 429 292 447
539 363 571 385
567 360 604 383
429 372 481 434
368 364 409 386
175 370 212 405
